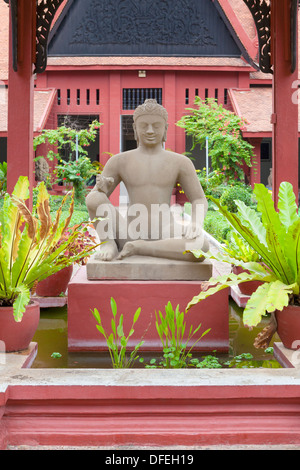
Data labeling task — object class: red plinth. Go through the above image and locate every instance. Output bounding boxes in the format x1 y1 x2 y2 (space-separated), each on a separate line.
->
68 267 229 352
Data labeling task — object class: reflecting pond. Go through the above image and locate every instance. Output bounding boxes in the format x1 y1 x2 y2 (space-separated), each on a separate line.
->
31 299 282 369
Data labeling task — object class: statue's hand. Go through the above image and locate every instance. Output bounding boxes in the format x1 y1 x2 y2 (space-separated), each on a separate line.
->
96 175 114 194
185 222 202 240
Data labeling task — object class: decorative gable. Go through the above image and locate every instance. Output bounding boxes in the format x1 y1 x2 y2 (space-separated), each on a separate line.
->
48 0 243 57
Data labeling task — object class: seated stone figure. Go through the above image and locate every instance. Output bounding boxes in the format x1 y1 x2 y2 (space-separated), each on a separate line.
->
86 99 209 262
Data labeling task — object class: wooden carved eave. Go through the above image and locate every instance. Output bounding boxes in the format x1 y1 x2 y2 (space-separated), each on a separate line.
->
290 0 298 73
242 0 298 74
3 0 17 71
242 0 272 74
3 0 65 73
35 0 66 73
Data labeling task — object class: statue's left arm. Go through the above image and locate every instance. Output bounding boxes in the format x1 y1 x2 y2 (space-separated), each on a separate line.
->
177 157 208 239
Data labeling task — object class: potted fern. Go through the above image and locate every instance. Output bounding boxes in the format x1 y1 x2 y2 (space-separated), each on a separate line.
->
187 182 300 351
35 223 98 297
0 176 98 352
222 232 263 296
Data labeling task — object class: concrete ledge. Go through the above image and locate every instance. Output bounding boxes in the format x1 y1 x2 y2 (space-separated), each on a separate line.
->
86 254 213 281
274 342 300 368
2 357 300 448
32 296 67 308
2 344 300 449
0 343 38 371
230 285 250 308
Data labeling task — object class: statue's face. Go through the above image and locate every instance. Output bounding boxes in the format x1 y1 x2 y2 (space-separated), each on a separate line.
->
134 115 168 146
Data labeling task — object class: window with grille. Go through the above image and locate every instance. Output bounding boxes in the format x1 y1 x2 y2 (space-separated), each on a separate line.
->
122 88 162 110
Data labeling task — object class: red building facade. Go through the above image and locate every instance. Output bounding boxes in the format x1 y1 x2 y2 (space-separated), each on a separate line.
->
0 0 298 197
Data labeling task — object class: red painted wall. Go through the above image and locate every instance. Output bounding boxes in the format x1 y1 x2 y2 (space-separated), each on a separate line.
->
36 68 249 170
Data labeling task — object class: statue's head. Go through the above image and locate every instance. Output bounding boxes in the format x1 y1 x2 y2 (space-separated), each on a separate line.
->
133 99 168 146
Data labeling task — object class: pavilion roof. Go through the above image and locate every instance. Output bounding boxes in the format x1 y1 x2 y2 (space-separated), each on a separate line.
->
0 0 9 81
0 88 56 133
226 0 257 43
52 0 258 47
46 56 251 69
229 87 300 135
0 0 258 80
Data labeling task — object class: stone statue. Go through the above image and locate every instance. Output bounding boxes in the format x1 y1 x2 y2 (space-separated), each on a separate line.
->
267 168 272 189
35 157 49 182
86 99 209 263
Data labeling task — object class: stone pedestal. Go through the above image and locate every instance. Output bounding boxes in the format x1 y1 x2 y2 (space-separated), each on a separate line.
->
86 254 213 281
68 257 229 353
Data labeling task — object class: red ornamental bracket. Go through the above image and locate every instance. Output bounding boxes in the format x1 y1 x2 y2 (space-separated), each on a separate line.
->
242 0 298 74
3 0 66 73
35 0 66 73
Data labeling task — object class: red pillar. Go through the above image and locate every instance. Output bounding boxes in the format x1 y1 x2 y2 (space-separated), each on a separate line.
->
164 71 176 151
271 0 298 203
249 138 262 187
7 0 36 202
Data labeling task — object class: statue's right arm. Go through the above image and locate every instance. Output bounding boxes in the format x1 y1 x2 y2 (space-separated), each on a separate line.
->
93 155 122 197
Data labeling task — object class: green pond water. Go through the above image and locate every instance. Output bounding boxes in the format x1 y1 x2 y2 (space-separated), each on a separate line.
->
31 299 282 369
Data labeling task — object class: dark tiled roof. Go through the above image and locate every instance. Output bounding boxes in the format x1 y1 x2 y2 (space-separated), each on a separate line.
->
0 0 256 80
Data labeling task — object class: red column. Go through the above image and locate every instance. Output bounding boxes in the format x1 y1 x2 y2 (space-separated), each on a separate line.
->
271 0 298 203
164 71 176 151
249 138 262 187
7 0 35 203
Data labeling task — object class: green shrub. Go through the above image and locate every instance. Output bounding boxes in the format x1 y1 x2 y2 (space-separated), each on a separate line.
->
0 162 7 194
204 210 232 242
50 209 89 227
206 183 228 200
33 188 89 227
219 184 252 213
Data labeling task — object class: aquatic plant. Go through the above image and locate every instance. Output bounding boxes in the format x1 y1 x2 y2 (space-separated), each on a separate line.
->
92 297 144 368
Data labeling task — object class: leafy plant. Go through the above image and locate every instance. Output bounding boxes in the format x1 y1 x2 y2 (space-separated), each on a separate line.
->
33 120 103 202
54 155 102 202
0 176 99 321
51 352 62 359
152 301 210 368
192 354 223 369
58 224 98 265
91 298 144 368
223 349 279 369
222 231 261 263
141 348 278 369
177 168 227 198
203 210 232 242
187 181 300 347
196 168 226 196
219 183 253 213
33 120 102 162
177 97 254 182
0 161 7 195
